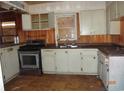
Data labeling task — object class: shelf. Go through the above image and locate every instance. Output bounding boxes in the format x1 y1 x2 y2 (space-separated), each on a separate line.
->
31 13 50 30
1 35 17 37
32 21 39 23
40 18 48 21
40 20 48 22
58 27 74 29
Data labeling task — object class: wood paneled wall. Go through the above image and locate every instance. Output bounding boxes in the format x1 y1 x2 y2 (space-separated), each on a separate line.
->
18 29 55 44
119 17 124 45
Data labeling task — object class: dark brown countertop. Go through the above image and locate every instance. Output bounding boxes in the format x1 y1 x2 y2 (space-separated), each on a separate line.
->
99 47 124 56
43 43 124 56
1 43 124 56
0 43 25 48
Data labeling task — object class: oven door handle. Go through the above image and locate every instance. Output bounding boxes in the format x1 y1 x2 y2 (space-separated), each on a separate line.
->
18 51 40 54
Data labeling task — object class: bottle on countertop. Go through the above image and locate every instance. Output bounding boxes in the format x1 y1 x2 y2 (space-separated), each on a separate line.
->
16 36 19 44
14 36 19 44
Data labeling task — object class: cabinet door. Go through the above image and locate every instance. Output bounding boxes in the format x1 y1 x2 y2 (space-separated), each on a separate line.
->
82 55 98 73
117 1 124 17
80 10 106 35
9 48 19 76
2 50 13 81
110 1 118 20
110 21 120 34
68 50 82 73
1 47 19 82
55 50 68 73
92 10 106 35
98 61 103 80
22 14 32 30
48 12 55 28
80 10 92 35
0 60 4 90
106 5 111 34
102 63 109 89
42 50 56 72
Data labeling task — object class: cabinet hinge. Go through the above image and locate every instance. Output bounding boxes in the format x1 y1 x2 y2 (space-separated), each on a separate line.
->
81 68 83 71
107 68 109 72
106 85 108 89
55 66 57 70
3 75 5 79
65 51 68 53
54 52 56 55
81 57 83 60
93 56 96 59
80 53 82 55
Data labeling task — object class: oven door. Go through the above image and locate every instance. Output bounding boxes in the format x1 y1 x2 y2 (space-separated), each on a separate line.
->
19 51 40 69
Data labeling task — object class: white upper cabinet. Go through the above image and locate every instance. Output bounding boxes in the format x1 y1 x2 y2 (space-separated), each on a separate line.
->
80 11 92 35
106 1 121 34
117 1 124 17
80 9 106 35
48 12 55 28
22 14 32 30
106 5 111 34
22 13 55 31
110 21 120 34
92 10 106 35
109 1 118 21
108 1 124 21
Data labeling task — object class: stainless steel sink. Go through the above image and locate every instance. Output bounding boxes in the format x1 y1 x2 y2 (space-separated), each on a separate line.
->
59 45 67 48
59 45 78 48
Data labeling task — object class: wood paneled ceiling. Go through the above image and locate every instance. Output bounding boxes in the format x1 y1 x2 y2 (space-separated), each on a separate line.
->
25 1 61 5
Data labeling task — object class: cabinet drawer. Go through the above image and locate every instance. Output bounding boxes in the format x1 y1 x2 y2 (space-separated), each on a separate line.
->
42 49 55 52
81 50 98 55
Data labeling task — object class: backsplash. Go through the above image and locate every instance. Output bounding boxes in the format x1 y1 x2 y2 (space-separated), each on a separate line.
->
18 28 55 44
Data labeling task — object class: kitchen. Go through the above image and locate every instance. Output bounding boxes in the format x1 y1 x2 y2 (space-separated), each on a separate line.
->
0 1 124 91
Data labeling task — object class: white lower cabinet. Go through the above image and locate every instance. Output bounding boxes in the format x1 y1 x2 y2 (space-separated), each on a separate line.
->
68 50 82 73
82 55 98 73
98 51 109 90
102 63 109 89
55 50 68 73
98 51 124 91
41 49 98 75
42 49 56 73
0 46 19 83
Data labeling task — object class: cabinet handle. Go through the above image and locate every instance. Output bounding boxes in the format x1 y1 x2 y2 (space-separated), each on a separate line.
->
55 66 57 70
65 51 68 53
7 48 13 52
54 52 56 55
107 68 109 72
0 53 2 56
93 56 96 59
81 68 83 71
80 52 82 55
81 57 83 60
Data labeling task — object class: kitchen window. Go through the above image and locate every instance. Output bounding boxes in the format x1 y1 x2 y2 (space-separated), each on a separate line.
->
55 13 77 43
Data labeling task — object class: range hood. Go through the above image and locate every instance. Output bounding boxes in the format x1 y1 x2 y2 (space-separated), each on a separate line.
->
0 1 28 13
